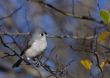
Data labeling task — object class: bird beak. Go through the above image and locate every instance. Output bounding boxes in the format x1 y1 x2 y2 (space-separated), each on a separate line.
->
44 32 47 35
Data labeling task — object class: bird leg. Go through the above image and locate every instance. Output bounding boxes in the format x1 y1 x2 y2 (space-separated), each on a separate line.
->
26 57 40 67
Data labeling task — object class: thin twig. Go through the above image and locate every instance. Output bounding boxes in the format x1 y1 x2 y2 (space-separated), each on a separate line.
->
0 36 21 58
97 0 101 11
0 6 22 21
91 29 103 78
0 32 30 35
72 0 75 15
36 0 104 25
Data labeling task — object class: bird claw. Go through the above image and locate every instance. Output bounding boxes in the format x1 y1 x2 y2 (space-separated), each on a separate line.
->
35 62 41 67
26 57 42 67
30 59 41 67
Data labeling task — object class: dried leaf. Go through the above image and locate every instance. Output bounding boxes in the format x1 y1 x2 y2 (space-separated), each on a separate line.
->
98 31 109 43
100 61 106 69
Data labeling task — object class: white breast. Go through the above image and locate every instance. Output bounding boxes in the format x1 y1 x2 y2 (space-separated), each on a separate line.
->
25 37 47 58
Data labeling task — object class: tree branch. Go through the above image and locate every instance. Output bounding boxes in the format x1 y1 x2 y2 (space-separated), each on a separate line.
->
0 6 22 21
36 0 104 25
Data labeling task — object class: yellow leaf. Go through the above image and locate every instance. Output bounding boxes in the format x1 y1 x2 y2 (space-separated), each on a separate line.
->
100 61 106 69
100 10 110 24
80 59 92 70
100 60 110 69
98 31 109 43
80 59 107 70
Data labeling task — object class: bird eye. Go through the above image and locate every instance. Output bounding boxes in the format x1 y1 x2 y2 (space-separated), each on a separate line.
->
40 33 44 36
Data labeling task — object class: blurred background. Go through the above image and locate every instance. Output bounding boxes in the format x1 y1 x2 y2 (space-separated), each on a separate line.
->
0 0 110 78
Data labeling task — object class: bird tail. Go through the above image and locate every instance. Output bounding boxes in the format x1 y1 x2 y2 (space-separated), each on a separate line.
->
12 58 23 68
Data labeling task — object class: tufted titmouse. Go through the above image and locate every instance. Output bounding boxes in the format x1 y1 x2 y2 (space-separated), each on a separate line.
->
12 30 47 68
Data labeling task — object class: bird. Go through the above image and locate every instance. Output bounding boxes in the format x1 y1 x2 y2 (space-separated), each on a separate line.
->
12 30 47 68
